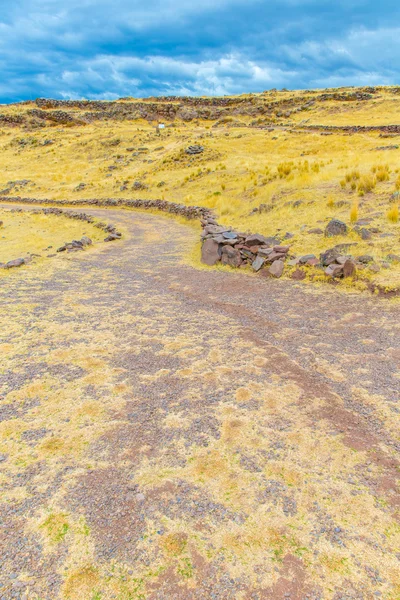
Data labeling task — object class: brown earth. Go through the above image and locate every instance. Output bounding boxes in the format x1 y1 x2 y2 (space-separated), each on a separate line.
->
0 207 399 600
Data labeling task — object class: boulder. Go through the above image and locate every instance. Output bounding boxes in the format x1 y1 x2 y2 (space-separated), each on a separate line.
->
325 264 344 277
201 238 221 265
221 246 242 268
325 219 348 237
343 259 356 277
320 247 340 266
252 256 266 272
245 233 268 247
386 254 400 262
81 236 92 246
269 260 285 278
5 258 25 269
299 254 316 264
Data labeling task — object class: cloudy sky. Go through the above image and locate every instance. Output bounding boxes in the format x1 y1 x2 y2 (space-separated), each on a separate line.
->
1 0 399 102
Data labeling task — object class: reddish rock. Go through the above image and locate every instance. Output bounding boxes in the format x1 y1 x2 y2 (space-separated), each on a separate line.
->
325 263 344 277
266 251 286 262
245 233 268 246
273 245 290 253
201 238 221 265
343 259 356 277
269 260 285 278
221 246 242 267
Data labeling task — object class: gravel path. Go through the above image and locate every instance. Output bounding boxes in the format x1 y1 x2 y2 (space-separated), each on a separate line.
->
0 207 399 600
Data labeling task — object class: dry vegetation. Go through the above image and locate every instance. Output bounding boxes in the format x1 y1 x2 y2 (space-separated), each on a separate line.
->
1 86 400 291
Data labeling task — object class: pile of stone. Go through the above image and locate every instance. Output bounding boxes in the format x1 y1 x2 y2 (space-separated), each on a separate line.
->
57 236 92 253
0 196 211 221
200 216 290 278
185 145 204 155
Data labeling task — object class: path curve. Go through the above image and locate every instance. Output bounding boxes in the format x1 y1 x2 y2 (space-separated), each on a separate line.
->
1 207 399 600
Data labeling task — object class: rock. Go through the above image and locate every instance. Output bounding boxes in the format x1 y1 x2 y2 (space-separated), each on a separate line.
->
104 233 120 242
284 232 294 239
358 228 372 240
252 256 266 272
336 255 350 265
355 218 373 226
269 260 285 278
240 248 256 260
222 231 237 240
357 255 374 264
325 264 344 277
57 245 67 252
201 238 221 265
325 219 348 237
257 247 274 258
266 251 286 263
5 258 25 268
273 245 290 253
381 261 390 269
287 258 300 266
80 236 92 246
320 247 340 266
386 254 400 262
291 268 306 280
308 228 323 234
221 246 242 268
0 221 3 227
299 254 316 264
245 233 268 247
343 259 356 277
369 264 380 273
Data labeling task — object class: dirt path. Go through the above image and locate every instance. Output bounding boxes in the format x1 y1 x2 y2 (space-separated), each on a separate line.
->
1 208 399 600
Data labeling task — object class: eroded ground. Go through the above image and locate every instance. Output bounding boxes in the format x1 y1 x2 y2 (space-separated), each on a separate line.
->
0 208 399 600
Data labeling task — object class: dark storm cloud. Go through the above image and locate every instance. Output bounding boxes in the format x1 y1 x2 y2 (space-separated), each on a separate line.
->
0 0 399 102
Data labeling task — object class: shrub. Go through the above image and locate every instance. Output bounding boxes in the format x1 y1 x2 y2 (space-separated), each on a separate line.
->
387 204 399 223
350 203 358 222
327 196 335 208
358 175 376 194
277 162 293 178
395 175 400 191
345 170 360 183
340 179 346 189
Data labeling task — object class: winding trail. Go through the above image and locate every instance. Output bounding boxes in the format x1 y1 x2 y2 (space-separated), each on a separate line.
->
1 207 399 600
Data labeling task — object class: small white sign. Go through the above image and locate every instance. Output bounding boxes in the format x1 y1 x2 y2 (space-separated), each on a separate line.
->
158 123 165 129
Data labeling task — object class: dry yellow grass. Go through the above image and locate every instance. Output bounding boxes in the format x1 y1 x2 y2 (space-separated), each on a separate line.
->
1 86 399 290
0 209 103 264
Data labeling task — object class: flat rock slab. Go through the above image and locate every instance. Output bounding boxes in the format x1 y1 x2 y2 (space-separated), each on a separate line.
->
201 238 221 265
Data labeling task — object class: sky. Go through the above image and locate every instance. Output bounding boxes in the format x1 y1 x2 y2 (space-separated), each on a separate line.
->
0 0 399 103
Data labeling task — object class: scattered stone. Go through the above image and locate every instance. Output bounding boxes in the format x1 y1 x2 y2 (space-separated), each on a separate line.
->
269 260 284 278
5 258 25 268
201 238 221 265
80 236 92 246
358 228 373 240
358 255 374 264
369 264 380 273
320 247 341 266
308 228 323 234
386 254 400 262
325 219 348 237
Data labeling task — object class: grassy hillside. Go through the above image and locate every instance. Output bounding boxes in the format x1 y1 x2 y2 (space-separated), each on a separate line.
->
1 86 400 290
